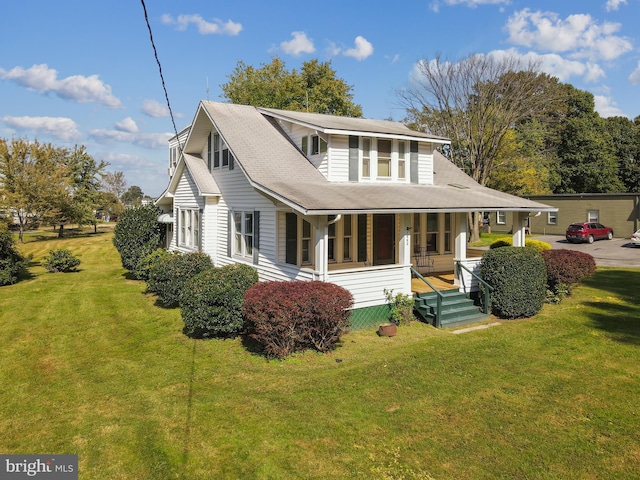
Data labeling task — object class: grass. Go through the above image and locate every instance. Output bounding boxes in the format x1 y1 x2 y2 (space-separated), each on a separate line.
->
2 229 640 479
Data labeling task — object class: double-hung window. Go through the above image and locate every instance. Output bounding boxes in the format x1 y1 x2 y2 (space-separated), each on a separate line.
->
234 211 253 258
285 213 314 266
398 141 407 180
179 208 200 250
496 211 506 225
548 211 558 225
377 139 391 178
362 138 371 178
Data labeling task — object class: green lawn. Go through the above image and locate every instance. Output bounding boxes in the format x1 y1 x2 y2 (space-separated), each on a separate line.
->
2 229 640 479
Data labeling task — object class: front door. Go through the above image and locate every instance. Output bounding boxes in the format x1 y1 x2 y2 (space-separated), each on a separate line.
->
373 214 395 265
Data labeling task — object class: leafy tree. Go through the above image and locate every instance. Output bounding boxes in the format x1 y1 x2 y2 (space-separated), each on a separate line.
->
0 138 70 242
603 116 640 193
95 191 125 221
400 53 564 240
121 185 144 206
554 86 623 193
55 145 108 235
221 57 362 117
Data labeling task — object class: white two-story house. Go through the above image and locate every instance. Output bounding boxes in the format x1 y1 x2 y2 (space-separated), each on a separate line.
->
156 101 554 327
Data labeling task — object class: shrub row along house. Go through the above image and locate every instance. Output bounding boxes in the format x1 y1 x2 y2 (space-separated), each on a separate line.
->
155 101 554 327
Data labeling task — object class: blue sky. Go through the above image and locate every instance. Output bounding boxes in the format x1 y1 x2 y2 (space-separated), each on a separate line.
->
1 0 639 197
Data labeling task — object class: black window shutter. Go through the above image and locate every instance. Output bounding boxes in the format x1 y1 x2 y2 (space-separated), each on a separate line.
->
252 211 260 264
207 133 212 171
285 213 298 265
229 152 235 170
410 141 419 184
348 135 359 181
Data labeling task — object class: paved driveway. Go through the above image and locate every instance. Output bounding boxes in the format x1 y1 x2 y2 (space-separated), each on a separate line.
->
534 235 640 268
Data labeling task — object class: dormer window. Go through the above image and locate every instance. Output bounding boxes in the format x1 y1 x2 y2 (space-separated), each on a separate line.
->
301 134 327 156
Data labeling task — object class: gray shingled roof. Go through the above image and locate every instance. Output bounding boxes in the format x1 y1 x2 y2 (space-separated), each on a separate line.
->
198 101 554 214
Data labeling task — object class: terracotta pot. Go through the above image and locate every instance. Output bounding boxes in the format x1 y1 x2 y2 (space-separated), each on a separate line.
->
378 322 398 337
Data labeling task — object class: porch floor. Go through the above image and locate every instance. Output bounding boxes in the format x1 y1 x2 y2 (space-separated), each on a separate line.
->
411 273 457 294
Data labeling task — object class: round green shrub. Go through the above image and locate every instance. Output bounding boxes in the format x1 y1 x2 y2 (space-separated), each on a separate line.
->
480 246 547 319
136 248 171 281
180 263 259 338
525 239 552 253
147 252 213 307
0 223 30 286
43 249 80 272
112 204 162 277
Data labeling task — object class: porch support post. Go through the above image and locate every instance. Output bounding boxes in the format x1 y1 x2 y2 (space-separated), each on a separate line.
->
512 212 527 247
315 216 328 281
399 213 412 294
453 212 467 286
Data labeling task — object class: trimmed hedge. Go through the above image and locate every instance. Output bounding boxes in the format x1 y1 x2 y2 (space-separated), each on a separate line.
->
0 223 30 286
541 249 596 293
489 237 552 253
243 281 354 359
136 248 171 281
43 249 80 273
146 252 213 307
112 204 162 278
481 246 547 319
180 263 259 338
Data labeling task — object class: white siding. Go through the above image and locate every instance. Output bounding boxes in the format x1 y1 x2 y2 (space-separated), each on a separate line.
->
328 265 410 309
173 169 205 254
329 134 349 181
418 142 434 185
455 257 482 293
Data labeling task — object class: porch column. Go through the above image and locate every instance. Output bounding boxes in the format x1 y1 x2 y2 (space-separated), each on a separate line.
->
512 212 528 247
399 213 412 294
453 213 467 285
314 216 328 281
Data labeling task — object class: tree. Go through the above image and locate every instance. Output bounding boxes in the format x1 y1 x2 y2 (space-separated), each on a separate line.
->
121 185 144 206
112 204 162 277
0 138 70 242
400 53 564 240
603 116 640 193
55 145 108 235
554 86 623 193
221 57 362 117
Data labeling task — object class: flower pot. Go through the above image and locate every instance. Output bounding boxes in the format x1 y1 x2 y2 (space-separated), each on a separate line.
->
378 322 397 337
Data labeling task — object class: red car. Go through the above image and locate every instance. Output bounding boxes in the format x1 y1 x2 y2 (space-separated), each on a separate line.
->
566 222 614 244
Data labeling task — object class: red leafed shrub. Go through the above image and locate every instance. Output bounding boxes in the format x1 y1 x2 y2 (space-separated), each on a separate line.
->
541 249 596 292
243 281 353 359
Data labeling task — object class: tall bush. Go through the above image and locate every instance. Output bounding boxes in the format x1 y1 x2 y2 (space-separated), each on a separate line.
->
112 204 162 277
480 246 546 319
244 281 353 359
0 223 30 286
180 263 259 338
147 252 213 307
43 249 80 272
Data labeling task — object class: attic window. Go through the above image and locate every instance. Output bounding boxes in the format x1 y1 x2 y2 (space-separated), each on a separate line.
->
302 134 327 155
448 183 470 189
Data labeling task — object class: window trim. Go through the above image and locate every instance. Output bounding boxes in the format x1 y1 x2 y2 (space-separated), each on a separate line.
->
547 211 558 225
178 208 200 250
496 211 506 225
232 211 254 259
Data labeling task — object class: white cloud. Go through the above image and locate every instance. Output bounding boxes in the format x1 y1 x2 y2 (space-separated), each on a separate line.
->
386 54 401 64
141 99 170 118
0 64 123 108
629 61 640 85
280 32 315 56
606 0 627 12
487 48 606 83
594 95 625 117
2 115 81 142
343 36 374 61
115 117 138 133
430 0 510 11
89 129 173 149
161 14 242 35
506 9 632 61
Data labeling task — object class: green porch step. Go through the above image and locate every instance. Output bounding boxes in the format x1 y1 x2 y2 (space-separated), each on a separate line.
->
414 290 488 328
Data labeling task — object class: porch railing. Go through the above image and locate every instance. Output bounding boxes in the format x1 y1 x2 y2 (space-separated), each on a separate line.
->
455 261 493 315
410 266 444 328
